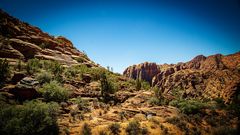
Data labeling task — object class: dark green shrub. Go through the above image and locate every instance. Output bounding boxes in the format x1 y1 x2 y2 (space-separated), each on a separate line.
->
166 117 188 131
125 120 141 135
109 123 121 135
0 100 59 135
141 127 149 135
169 99 205 114
99 130 107 135
37 71 52 84
100 73 116 102
148 97 161 106
16 59 22 71
141 81 150 90
81 123 92 135
26 58 41 75
69 97 89 112
39 81 69 102
135 78 141 90
0 59 10 87
212 126 238 135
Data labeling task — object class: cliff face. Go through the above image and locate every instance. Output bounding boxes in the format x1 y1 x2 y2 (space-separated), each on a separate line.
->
124 53 240 103
123 62 160 84
0 9 94 66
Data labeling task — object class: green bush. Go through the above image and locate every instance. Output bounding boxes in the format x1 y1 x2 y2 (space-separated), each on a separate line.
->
100 73 116 102
135 79 141 90
0 100 59 135
125 120 141 135
37 71 52 84
109 123 121 135
99 130 107 135
26 58 41 75
148 97 161 106
169 99 205 114
69 97 89 111
166 117 188 131
212 126 238 135
0 59 10 87
141 81 150 90
39 81 69 102
81 123 92 135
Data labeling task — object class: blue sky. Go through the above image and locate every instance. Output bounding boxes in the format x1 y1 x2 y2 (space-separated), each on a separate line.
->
1 0 239 73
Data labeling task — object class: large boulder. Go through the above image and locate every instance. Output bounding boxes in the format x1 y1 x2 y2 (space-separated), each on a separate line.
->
9 77 39 100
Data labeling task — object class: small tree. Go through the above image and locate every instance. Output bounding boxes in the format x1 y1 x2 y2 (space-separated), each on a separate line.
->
81 123 92 135
135 78 141 90
0 59 10 87
38 81 69 102
100 73 115 102
109 123 121 135
125 120 141 135
16 59 22 71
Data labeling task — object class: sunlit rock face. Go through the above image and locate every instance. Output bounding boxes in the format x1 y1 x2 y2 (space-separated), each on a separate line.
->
0 9 96 66
123 62 160 84
124 52 240 103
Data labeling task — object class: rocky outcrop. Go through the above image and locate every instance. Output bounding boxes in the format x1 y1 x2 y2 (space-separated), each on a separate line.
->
0 9 95 66
123 62 160 84
9 77 39 100
124 52 240 103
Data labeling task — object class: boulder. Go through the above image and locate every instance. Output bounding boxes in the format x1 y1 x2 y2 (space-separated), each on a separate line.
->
82 74 92 83
9 77 39 100
11 72 25 84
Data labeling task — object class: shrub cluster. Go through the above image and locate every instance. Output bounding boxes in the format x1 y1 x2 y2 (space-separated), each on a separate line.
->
0 100 59 135
81 123 92 135
109 123 121 135
125 120 148 135
169 99 206 114
38 81 69 102
100 73 117 102
0 59 10 87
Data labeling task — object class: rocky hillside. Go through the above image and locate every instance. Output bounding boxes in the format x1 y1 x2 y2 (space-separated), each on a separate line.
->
0 9 239 135
0 9 95 66
124 53 240 103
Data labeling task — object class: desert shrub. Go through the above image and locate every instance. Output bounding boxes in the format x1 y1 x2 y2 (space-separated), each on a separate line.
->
141 81 150 90
89 67 106 81
16 59 22 71
74 57 86 63
109 123 121 135
125 120 141 135
26 58 41 74
49 61 63 75
81 123 92 135
100 73 117 102
166 117 188 131
169 99 205 114
212 126 238 135
0 59 10 87
0 100 59 135
69 97 89 112
141 127 149 135
38 60 64 82
99 130 107 135
148 97 161 106
38 81 69 102
37 71 52 84
135 78 142 90
64 66 79 78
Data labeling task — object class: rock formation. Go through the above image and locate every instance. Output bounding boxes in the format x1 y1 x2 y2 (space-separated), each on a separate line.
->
123 62 160 84
0 9 95 66
124 53 240 103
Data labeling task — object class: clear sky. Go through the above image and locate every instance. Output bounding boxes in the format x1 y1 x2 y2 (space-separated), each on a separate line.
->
1 0 240 73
